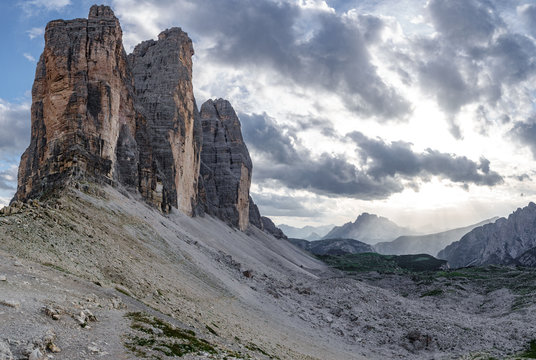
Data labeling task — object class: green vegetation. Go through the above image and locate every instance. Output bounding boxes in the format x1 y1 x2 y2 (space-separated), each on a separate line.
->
124 312 217 358
317 253 447 274
245 342 280 359
205 324 218 336
115 286 131 297
318 254 536 312
42 262 73 275
519 340 536 358
124 312 274 359
420 289 443 297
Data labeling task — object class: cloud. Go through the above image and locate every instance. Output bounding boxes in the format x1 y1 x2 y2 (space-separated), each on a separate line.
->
518 4 536 37
389 0 536 137
113 0 411 120
26 27 44 39
241 112 502 200
0 197 10 208
0 99 31 159
511 120 536 159
0 166 18 191
250 192 321 217
486 33 536 84
20 0 71 14
427 0 501 46
240 113 300 165
348 131 504 186
241 112 403 199
23 53 36 62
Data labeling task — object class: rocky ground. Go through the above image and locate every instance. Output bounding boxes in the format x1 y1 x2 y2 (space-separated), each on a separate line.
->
1 183 536 359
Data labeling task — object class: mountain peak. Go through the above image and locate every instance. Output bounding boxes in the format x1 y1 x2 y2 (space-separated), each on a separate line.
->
355 212 380 222
12 4 273 236
439 202 536 267
323 213 412 244
88 4 117 20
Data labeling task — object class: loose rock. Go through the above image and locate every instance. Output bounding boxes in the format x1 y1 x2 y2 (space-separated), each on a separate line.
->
0 340 13 360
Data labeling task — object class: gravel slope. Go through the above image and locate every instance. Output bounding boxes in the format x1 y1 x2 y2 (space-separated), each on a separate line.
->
1 183 535 359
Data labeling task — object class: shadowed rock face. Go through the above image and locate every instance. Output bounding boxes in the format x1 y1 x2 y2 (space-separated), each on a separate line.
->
261 216 287 240
438 202 536 268
248 196 264 230
198 99 252 230
15 5 138 201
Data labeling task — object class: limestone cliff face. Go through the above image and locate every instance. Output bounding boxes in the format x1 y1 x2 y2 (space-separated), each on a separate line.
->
128 28 202 215
15 5 138 201
14 5 202 215
248 196 264 230
198 99 252 230
14 5 278 236
261 216 287 240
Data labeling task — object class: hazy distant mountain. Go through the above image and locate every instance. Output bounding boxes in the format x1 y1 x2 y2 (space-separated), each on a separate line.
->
288 238 375 256
304 232 322 241
375 218 498 256
438 203 536 268
278 224 334 240
322 213 413 245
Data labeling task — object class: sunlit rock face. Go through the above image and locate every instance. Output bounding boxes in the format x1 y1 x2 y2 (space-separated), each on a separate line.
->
15 5 139 201
129 28 202 215
14 6 202 215
14 5 271 234
198 99 252 231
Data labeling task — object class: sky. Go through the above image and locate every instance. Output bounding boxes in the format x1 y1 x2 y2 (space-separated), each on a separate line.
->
1 0 536 232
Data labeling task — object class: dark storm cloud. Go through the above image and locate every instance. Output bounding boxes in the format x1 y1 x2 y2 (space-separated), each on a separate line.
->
417 58 474 116
397 0 536 137
428 0 502 46
133 0 411 119
240 112 503 199
0 167 17 191
239 113 300 165
427 0 536 89
519 4 536 37
348 131 503 186
241 112 403 199
255 154 405 200
0 101 30 158
486 33 536 84
250 192 321 217
511 120 536 159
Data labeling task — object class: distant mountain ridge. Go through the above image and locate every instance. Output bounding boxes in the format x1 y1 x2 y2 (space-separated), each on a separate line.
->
279 224 334 240
323 213 414 245
375 218 498 256
438 202 536 268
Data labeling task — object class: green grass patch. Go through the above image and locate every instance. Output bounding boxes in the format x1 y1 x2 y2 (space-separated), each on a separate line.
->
519 340 536 358
420 289 444 297
245 342 279 359
205 324 218 336
42 262 73 275
124 312 217 358
317 253 447 274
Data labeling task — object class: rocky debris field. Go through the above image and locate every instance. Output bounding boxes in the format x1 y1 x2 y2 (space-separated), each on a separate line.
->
1 185 536 359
